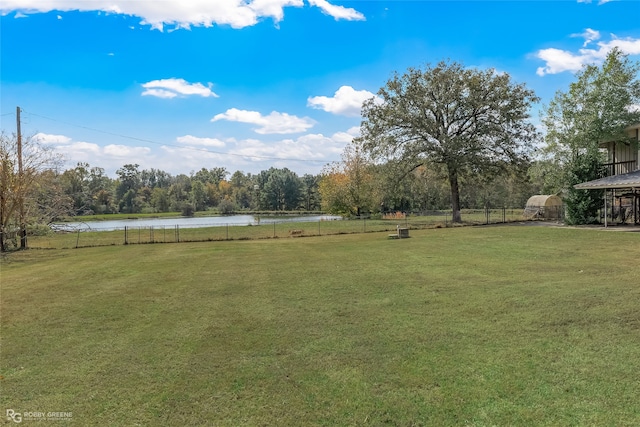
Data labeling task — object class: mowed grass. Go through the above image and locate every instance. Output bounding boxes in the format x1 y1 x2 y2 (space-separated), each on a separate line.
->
1 226 639 426
31 210 527 249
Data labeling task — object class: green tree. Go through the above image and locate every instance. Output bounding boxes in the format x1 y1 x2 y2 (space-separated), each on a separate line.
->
33 170 74 225
360 60 539 223
542 48 640 224
141 168 173 189
320 141 376 216
87 166 115 213
189 180 207 212
193 167 228 186
301 174 321 211
150 187 170 212
260 168 302 211
168 174 191 212
564 151 605 224
59 162 92 215
116 164 142 198
407 164 451 211
229 171 252 209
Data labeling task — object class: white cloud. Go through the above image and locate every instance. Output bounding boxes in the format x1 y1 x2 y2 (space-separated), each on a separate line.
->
34 132 72 144
1 0 364 30
308 86 378 117
571 28 600 47
211 108 315 134
176 135 226 147
142 78 218 98
141 89 178 99
159 145 226 171
577 0 613 4
37 137 154 173
535 32 640 76
308 0 365 21
219 130 350 173
535 48 599 76
330 126 360 143
157 131 348 175
65 141 102 158
31 126 358 176
103 144 151 158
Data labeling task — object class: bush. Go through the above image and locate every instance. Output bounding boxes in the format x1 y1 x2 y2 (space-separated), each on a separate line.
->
217 199 236 215
181 203 195 217
565 150 604 225
28 224 54 236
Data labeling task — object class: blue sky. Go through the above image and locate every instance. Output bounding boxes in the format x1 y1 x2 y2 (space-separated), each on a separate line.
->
1 0 639 177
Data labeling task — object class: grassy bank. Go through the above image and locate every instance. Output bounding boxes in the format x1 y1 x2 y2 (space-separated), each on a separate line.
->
1 226 639 425
32 210 530 249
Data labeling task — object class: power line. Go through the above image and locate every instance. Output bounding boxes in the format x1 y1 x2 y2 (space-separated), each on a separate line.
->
21 109 331 164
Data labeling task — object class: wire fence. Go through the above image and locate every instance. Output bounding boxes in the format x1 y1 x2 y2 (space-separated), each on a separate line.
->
25 208 558 250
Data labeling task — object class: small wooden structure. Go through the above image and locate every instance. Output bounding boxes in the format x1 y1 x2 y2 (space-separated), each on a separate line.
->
388 225 409 239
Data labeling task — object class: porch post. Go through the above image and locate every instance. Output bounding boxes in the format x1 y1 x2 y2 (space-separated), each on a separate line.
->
604 189 608 228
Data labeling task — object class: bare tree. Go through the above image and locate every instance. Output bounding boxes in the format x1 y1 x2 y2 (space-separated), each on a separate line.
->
0 132 64 251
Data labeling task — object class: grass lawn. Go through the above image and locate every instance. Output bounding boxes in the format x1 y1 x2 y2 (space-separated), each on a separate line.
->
1 226 639 425
31 210 528 250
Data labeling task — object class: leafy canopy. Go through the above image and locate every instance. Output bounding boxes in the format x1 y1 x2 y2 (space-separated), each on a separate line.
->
359 60 539 222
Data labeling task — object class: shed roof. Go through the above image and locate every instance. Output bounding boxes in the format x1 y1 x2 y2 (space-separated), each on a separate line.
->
573 169 640 190
525 195 562 206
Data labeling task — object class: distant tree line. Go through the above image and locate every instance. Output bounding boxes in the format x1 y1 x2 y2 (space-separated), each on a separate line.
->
54 163 323 216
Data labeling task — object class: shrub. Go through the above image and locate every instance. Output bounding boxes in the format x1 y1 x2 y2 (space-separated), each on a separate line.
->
181 203 195 217
217 199 236 215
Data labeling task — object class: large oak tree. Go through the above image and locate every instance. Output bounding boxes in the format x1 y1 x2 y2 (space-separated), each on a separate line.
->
359 60 539 222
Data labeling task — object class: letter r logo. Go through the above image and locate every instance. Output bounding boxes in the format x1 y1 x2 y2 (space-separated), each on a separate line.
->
6 409 22 423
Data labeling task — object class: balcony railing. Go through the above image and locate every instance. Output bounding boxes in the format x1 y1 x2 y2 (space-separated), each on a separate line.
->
604 160 638 176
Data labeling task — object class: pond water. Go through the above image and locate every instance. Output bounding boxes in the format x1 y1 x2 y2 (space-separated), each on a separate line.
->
52 214 342 232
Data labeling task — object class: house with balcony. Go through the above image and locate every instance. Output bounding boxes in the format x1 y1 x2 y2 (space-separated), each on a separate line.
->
574 123 640 224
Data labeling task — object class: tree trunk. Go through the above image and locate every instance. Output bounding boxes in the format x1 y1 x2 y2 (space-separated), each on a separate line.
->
20 225 27 249
0 199 4 252
447 166 462 223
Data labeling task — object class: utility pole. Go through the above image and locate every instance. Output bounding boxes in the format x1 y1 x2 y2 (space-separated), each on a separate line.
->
16 106 26 249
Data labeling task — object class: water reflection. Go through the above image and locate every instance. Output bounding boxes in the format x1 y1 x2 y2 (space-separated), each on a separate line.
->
53 215 342 232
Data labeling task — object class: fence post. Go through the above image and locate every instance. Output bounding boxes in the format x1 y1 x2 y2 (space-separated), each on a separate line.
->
124 226 128 245
76 229 80 248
